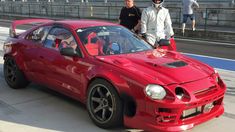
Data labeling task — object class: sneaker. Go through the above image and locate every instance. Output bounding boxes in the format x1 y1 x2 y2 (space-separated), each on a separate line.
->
192 28 196 31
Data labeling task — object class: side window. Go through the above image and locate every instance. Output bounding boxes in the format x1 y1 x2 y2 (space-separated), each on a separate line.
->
43 27 78 51
26 26 51 43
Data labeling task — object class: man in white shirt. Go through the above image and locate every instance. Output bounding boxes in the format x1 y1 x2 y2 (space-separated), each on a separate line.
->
141 0 174 46
182 0 199 34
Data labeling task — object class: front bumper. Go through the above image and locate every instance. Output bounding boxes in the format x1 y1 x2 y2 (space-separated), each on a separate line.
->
124 86 225 132
140 106 223 132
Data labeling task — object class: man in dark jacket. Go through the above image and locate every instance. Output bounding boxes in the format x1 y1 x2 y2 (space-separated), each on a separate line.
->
119 0 141 33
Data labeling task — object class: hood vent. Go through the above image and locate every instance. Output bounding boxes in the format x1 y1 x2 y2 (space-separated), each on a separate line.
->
165 61 188 68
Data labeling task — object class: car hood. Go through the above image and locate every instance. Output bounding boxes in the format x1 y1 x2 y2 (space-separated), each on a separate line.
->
96 49 214 85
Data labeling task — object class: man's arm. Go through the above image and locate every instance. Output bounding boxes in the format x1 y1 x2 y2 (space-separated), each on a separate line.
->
133 20 141 32
193 0 199 8
164 10 174 38
140 9 148 34
133 7 142 32
118 19 121 24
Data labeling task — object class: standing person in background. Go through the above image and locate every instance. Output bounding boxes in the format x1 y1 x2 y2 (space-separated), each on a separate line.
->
119 0 141 33
141 0 174 46
182 0 199 34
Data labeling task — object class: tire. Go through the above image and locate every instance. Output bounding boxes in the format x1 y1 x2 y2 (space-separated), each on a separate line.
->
87 79 123 129
4 56 30 89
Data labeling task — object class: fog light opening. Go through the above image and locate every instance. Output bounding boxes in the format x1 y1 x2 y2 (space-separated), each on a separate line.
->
175 87 184 100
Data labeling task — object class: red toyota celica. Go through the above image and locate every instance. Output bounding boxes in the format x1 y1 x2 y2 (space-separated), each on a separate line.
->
3 19 226 132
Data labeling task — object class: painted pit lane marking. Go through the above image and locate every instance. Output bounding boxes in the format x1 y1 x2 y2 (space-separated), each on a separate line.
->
0 50 4 56
175 38 235 46
226 87 235 96
183 52 235 62
183 53 235 71
223 112 235 120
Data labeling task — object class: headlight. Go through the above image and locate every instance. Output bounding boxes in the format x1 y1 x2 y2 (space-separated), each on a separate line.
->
214 68 218 74
215 76 220 83
3 41 13 54
213 68 219 83
145 84 166 100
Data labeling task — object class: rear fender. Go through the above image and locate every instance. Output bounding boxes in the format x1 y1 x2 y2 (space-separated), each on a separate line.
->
3 44 26 72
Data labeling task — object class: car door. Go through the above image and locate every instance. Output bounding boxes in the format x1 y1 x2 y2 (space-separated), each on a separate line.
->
21 26 52 83
39 26 88 97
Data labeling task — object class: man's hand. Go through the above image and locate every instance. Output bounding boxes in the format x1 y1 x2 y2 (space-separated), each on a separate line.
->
140 33 147 40
131 29 135 33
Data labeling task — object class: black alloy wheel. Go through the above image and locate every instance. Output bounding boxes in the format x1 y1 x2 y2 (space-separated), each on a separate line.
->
4 57 29 89
87 79 123 128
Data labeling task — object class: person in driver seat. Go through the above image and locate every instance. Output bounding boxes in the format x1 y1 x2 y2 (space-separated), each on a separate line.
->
59 34 77 50
105 32 134 55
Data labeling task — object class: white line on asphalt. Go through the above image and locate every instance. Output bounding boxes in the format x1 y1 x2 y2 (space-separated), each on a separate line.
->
183 52 235 62
0 26 25 33
0 36 8 40
215 68 235 75
175 38 235 46
215 68 235 74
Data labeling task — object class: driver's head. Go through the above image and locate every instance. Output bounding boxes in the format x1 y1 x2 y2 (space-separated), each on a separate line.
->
152 0 164 8
125 0 134 8
69 40 77 50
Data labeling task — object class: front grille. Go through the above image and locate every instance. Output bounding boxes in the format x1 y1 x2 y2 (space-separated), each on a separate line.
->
180 97 224 120
194 86 217 98
155 97 223 124
156 108 177 123
181 106 202 119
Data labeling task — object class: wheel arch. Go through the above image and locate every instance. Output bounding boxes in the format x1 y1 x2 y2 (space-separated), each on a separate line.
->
3 54 30 89
85 76 122 99
4 51 26 72
86 76 137 118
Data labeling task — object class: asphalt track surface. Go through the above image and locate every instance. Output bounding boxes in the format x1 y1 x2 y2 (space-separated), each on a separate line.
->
176 39 235 60
0 21 235 132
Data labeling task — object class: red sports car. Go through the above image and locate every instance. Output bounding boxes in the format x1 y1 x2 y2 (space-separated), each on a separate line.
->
3 19 226 132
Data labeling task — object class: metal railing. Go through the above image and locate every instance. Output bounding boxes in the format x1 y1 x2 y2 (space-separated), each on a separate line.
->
204 8 235 31
0 2 235 31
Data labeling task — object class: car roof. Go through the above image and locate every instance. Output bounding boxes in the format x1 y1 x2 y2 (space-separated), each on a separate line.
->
53 19 119 30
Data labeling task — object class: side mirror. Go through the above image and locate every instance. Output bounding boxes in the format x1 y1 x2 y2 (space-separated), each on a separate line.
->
155 39 171 47
60 47 81 57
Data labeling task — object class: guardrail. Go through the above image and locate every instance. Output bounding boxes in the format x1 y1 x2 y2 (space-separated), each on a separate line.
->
203 8 235 31
0 2 234 31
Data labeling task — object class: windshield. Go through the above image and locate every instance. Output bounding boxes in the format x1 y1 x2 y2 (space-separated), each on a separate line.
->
77 26 153 56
